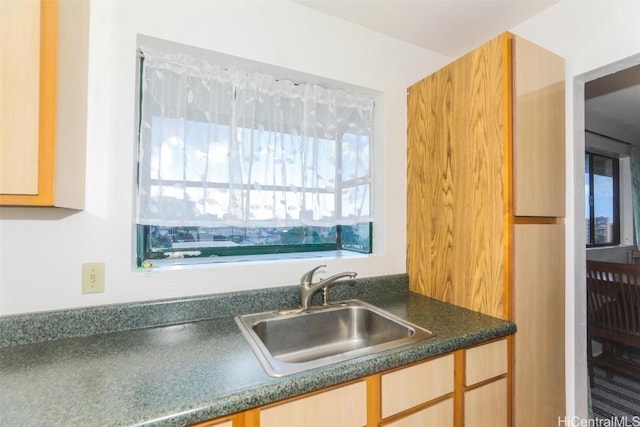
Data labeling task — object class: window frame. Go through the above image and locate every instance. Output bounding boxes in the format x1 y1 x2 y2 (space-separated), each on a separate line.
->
136 223 372 267
134 49 374 267
585 151 620 247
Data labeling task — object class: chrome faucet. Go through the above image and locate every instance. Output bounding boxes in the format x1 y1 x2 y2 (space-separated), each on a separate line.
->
299 265 357 309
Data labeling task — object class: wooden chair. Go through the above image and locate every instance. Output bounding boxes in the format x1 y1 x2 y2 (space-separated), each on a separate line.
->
586 260 640 386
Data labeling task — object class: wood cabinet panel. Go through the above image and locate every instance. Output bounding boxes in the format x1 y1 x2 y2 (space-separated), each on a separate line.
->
382 397 453 427
464 377 508 427
407 33 509 319
260 381 367 427
0 0 87 208
514 224 565 426
191 419 232 427
513 36 565 217
381 354 454 418
465 339 508 386
0 0 51 197
407 30 566 427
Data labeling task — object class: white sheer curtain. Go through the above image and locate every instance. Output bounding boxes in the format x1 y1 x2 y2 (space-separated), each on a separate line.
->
136 49 374 228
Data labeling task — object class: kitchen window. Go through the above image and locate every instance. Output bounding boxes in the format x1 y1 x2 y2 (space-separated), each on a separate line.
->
135 48 373 266
585 152 620 247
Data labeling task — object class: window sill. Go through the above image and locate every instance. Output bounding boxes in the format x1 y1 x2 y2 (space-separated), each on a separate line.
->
139 250 369 271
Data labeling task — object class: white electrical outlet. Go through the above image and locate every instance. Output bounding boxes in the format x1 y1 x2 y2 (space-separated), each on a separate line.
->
82 262 105 294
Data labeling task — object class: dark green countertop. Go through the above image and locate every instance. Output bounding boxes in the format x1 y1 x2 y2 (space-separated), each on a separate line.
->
0 281 515 426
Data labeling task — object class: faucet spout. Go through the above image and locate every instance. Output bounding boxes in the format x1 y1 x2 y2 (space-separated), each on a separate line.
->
299 266 357 309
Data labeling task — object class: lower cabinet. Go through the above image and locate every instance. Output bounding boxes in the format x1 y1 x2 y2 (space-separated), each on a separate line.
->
382 398 453 427
464 378 508 427
192 338 509 427
463 339 509 427
260 381 367 427
381 353 453 418
196 419 235 427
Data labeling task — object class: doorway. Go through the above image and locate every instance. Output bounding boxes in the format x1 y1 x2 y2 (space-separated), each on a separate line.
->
576 56 640 420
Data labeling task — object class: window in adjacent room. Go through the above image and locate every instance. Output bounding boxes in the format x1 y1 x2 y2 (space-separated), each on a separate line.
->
585 152 620 247
135 47 374 266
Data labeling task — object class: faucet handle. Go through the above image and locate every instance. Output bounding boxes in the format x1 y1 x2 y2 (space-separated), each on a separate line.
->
300 265 326 285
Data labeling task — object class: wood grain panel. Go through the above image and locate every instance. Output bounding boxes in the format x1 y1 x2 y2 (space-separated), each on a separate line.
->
465 339 508 386
513 36 565 217
381 354 453 418
407 33 510 318
464 378 508 427
260 380 367 427
513 224 565 426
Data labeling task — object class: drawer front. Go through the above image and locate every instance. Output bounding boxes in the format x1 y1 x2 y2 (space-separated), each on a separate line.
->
465 339 508 386
190 418 232 427
381 354 454 418
260 381 367 427
382 398 453 427
465 377 508 427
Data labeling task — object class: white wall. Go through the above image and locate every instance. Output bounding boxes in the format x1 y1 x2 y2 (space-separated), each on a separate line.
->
0 1 450 315
511 0 640 421
2 0 638 418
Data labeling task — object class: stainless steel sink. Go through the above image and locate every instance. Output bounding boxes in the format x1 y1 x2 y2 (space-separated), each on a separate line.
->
235 299 434 377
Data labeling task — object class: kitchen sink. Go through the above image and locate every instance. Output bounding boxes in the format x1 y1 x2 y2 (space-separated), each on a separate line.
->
235 299 434 377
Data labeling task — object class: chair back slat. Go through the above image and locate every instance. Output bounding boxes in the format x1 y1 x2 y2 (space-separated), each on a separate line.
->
586 261 640 342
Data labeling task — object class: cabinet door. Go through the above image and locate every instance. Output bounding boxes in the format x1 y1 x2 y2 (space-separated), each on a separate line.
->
0 0 45 196
0 0 87 208
381 354 454 418
514 224 565 426
260 381 367 427
464 378 508 427
512 36 565 217
382 397 453 427
465 339 508 386
191 420 232 427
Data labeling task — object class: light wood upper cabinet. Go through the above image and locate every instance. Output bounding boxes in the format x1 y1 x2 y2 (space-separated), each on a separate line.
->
407 31 565 317
513 36 565 217
0 0 88 208
1 0 51 197
407 32 565 427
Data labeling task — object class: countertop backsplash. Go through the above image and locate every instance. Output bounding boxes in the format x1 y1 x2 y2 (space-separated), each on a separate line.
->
0 273 408 347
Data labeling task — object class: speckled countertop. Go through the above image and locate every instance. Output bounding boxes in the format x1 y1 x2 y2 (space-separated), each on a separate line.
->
0 275 515 426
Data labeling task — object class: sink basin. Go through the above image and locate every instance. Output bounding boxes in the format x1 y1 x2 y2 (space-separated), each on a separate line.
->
235 299 434 377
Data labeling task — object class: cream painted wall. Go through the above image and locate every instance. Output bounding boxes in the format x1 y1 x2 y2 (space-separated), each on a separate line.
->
511 0 640 421
0 1 450 315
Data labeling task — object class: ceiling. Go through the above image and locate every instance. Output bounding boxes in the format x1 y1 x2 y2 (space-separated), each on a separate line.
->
586 64 640 134
295 0 640 136
295 0 558 58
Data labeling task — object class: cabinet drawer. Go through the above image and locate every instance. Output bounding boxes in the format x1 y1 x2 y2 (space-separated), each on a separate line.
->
464 377 508 427
260 381 366 427
192 420 232 427
381 354 454 418
465 339 508 386
382 397 453 427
